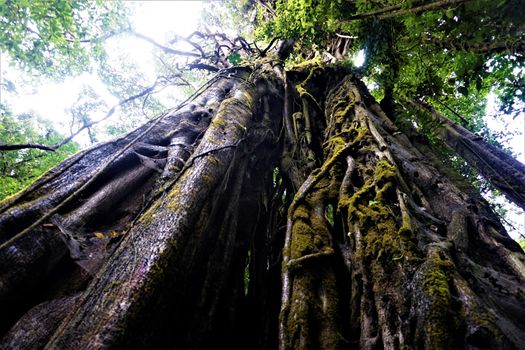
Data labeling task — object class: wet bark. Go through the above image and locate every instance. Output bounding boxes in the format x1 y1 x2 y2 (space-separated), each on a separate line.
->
0 64 524 349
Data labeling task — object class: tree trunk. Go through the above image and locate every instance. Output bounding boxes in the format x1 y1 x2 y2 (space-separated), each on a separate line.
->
410 99 525 211
0 64 524 349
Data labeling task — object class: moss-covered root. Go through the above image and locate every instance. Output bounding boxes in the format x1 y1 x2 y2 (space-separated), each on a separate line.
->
413 249 460 349
411 247 509 349
281 197 344 350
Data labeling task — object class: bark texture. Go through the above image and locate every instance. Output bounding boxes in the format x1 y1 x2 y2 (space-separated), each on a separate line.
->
411 100 525 211
278 69 525 349
0 63 524 349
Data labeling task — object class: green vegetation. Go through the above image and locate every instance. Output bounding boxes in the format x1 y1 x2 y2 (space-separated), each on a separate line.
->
257 0 524 236
0 2 524 348
0 105 79 199
0 0 523 224
258 0 524 142
0 0 129 76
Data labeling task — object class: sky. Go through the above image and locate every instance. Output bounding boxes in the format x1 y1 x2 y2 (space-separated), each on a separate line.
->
0 1 523 239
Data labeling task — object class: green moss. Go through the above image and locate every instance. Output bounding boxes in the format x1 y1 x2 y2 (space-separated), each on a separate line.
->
283 197 342 348
339 159 419 262
211 116 228 129
375 182 394 202
374 160 397 186
289 208 332 262
325 135 347 150
364 219 398 257
166 186 183 211
338 179 373 221
293 204 310 220
139 200 162 225
290 57 323 71
421 253 458 349
423 266 450 303
398 224 413 239
290 220 316 259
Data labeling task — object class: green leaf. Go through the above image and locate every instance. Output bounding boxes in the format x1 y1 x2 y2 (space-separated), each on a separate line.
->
227 51 241 65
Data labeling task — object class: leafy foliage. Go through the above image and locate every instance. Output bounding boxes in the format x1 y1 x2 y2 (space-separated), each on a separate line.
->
0 0 129 77
261 0 524 115
257 0 345 44
0 105 79 199
260 0 523 150
227 51 242 65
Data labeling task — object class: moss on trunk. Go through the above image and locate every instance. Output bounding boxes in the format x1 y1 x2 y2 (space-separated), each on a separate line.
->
0 65 524 350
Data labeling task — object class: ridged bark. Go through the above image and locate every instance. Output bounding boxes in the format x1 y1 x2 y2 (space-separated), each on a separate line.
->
0 64 524 350
277 71 525 349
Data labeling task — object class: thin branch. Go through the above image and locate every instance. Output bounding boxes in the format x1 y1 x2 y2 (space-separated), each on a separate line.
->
130 31 203 58
169 34 206 58
437 100 470 126
426 36 525 56
76 31 120 43
0 81 161 152
187 63 219 72
256 37 280 57
344 0 472 21
0 143 55 151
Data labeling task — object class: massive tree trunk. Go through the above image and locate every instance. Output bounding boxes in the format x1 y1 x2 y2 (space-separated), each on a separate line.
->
0 63 524 349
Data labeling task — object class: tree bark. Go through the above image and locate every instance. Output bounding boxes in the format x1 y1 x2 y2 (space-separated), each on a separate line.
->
277 70 525 349
0 64 524 349
411 99 525 211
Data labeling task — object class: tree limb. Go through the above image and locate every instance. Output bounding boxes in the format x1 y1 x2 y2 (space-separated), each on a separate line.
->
0 143 55 151
344 0 472 21
187 63 220 72
256 37 280 57
426 36 525 56
0 80 161 152
169 34 206 58
130 31 203 58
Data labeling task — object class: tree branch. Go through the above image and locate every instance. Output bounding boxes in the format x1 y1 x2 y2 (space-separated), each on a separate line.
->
256 37 280 57
344 0 472 21
0 80 161 152
426 36 525 56
187 63 219 72
0 143 55 151
130 32 203 58
169 34 206 58
437 100 470 126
